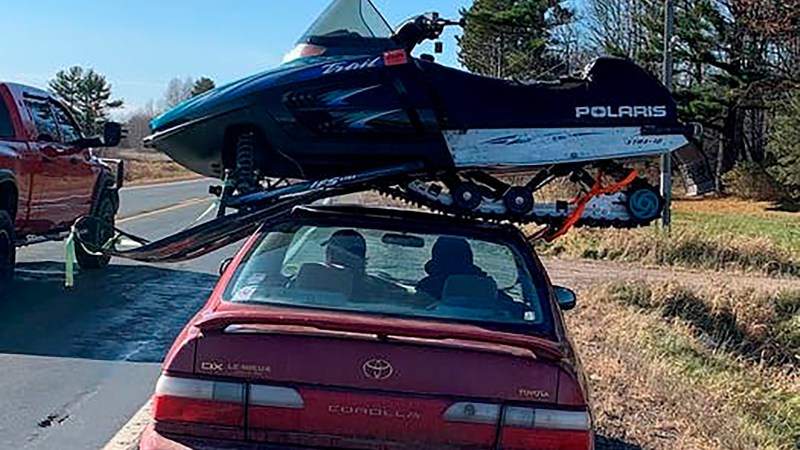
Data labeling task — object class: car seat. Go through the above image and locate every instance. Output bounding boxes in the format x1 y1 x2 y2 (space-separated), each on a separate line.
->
291 262 354 299
440 275 498 308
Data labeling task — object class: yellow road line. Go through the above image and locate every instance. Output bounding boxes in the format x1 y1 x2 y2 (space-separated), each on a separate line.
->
118 198 210 224
121 177 209 191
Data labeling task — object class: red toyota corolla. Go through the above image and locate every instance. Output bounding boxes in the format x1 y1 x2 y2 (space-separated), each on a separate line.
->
139 205 594 450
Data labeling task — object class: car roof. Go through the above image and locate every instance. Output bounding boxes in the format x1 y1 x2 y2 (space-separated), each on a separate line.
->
2 82 51 99
285 203 529 241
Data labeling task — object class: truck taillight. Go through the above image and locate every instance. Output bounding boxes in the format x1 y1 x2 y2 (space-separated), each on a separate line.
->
444 402 592 450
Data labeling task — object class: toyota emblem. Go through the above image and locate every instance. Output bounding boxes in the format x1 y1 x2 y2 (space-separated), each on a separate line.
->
362 358 394 380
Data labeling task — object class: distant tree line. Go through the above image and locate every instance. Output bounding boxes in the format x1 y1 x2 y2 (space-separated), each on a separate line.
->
49 67 216 150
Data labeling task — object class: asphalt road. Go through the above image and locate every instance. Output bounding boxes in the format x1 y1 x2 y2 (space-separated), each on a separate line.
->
0 179 234 450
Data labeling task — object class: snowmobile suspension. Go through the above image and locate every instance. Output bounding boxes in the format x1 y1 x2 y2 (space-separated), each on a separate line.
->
378 165 665 239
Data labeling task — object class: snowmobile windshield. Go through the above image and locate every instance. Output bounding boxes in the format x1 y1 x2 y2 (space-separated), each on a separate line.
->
284 0 397 62
301 0 393 39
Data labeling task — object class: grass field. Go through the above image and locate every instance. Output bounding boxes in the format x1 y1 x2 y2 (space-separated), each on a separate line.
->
573 282 800 450
533 197 800 276
672 199 800 257
122 159 199 185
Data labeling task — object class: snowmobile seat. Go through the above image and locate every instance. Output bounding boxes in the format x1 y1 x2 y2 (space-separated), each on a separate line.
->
422 57 676 130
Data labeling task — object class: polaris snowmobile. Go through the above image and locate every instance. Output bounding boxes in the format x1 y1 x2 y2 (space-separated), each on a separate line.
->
144 0 714 234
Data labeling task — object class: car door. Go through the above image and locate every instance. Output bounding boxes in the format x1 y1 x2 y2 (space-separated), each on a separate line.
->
23 96 72 229
0 87 35 232
50 100 95 222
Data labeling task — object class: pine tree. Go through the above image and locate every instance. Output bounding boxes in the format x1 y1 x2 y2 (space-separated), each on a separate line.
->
457 0 574 81
191 77 216 97
49 66 123 135
767 88 800 200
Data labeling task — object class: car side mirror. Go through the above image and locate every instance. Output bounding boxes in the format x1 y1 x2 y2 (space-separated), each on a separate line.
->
75 137 103 149
219 257 233 277
102 121 122 147
553 286 577 311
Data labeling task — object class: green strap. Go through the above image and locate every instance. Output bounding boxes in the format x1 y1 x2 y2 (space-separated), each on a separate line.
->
64 225 77 288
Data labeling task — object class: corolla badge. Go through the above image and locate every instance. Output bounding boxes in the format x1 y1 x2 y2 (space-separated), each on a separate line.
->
362 358 394 380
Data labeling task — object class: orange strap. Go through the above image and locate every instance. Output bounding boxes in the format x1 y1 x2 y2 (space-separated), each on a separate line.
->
543 170 638 242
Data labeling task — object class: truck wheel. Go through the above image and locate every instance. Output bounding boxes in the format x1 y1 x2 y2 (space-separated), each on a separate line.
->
0 210 15 283
76 190 116 270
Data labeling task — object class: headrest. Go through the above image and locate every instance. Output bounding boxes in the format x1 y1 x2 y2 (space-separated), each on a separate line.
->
441 275 497 307
292 262 354 297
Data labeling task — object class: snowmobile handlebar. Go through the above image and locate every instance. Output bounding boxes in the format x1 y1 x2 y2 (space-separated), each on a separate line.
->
394 12 464 53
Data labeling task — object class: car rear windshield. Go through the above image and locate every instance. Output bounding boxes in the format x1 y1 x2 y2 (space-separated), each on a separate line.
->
223 222 554 335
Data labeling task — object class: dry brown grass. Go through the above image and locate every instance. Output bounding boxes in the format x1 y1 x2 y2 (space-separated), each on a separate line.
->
95 148 201 185
121 159 199 185
673 197 797 218
536 227 800 277
571 282 800 449
607 282 800 366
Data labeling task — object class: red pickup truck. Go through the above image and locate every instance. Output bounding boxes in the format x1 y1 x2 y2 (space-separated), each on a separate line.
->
0 82 124 284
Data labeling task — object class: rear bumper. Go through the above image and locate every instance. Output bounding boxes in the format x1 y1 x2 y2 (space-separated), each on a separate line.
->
139 424 499 450
140 425 285 450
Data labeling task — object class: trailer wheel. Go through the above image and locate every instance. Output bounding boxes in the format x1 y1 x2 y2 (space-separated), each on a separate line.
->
0 210 15 284
76 190 116 269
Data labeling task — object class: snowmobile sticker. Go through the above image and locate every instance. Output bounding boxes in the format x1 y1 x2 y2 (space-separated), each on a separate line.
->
575 105 668 119
321 56 383 75
443 127 688 167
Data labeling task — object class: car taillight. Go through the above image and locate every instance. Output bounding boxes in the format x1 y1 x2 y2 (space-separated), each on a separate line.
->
152 374 307 440
249 384 305 408
443 402 592 450
501 407 592 450
444 402 501 424
153 375 246 439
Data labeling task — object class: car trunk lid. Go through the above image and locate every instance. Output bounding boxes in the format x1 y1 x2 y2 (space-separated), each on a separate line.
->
186 309 572 448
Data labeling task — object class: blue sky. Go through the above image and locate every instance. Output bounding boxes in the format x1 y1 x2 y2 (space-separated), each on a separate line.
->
0 1 472 117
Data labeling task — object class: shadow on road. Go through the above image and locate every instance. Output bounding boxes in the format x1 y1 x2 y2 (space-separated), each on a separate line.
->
0 261 216 363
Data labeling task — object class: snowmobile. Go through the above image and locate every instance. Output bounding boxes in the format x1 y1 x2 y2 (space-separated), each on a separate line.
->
143 0 713 234
62 0 717 273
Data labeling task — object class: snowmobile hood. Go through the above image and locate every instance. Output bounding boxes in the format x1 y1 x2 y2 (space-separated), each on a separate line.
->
149 55 360 132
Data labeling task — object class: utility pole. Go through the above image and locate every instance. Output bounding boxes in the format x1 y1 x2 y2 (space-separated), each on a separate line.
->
661 0 675 229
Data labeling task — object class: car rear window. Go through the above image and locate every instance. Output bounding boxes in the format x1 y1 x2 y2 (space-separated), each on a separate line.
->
223 223 553 334
0 96 14 139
